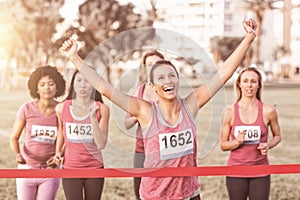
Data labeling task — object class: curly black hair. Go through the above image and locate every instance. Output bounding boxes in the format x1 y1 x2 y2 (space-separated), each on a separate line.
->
27 65 66 99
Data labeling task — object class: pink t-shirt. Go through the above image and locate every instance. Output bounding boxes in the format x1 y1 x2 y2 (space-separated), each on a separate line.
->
140 99 200 200
17 100 58 166
62 100 104 169
228 100 269 177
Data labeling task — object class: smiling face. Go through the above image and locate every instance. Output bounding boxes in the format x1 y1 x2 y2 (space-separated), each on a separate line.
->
150 62 179 100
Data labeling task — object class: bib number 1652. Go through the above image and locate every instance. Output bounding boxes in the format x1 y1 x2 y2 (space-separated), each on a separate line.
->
160 131 192 149
159 128 194 160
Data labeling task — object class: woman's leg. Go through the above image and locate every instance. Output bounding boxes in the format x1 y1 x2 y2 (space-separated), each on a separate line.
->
83 178 105 200
62 178 84 200
16 164 38 200
36 178 60 200
226 176 249 200
16 178 38 200
133 151 145 200
249 175 270 200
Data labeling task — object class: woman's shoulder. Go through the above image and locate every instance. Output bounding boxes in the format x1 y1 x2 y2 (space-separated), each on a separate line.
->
224 104 235 115
20 99 37 109
261 101 277 114
96 100 108 107
55 100 68 113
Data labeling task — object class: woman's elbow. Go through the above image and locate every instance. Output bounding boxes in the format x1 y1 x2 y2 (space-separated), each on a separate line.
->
220 142 230 151
97 139 108 150
124 122 132 129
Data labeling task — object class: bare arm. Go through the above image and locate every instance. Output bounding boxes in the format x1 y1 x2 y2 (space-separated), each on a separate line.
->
60 39 152 128
10 119 26 164
90 103 110 150
257 104 282 155
267 105 282 149
220 106 245 151
124 114 138 129
124 88 139 129
54 103 65 163
186 19 258 116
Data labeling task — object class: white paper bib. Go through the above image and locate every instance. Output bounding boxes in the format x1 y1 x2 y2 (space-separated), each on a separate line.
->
66 122 93 143
234 125 261 144
159 128 194 160
31 125 57 144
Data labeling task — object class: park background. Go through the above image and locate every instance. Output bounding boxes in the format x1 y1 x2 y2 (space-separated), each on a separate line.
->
1 0 300 199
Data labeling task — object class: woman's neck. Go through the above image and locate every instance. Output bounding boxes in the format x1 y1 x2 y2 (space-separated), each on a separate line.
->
157 98 180 125
72 96 92 106
37 98 55 108
238 97 258 108
37 98 56 115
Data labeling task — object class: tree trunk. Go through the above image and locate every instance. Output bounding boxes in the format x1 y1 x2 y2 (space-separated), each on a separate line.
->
254 10 263 66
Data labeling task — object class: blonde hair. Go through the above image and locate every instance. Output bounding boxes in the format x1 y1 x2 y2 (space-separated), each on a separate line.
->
234 67 263 101
138 50 164 85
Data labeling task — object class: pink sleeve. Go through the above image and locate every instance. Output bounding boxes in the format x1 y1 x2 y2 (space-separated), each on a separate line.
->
16 102 28 121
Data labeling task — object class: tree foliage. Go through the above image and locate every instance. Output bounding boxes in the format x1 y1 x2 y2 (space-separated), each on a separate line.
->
0 0 64 69
61 0 155 64
243 0 283 65
210 36 243 61
210 36 253 67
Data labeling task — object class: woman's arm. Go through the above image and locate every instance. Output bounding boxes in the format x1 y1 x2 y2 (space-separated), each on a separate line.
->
124 88 139 129
90 102 110 150
61 39 152 128
124 113 138 129
257 104 282 155
186 18 257 115
54 103 65 164
220 106 245 151
10 119 26 164
267 105 282 148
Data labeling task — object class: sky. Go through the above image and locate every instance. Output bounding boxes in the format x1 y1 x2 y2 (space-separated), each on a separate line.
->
59 0 85 20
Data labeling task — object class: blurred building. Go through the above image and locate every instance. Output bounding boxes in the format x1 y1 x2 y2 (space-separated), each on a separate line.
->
155 0 246 50
153 0 300 79
291 1 300 75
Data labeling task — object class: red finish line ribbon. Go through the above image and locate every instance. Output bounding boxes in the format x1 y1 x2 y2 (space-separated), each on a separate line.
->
1 164 300 178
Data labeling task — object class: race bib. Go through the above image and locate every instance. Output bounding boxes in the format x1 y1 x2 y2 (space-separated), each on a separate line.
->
66 122 93 143
159 128 194 160
234 125 261 144
31 125 57 144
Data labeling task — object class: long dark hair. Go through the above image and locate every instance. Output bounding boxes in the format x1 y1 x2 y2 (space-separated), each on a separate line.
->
65 70 103 103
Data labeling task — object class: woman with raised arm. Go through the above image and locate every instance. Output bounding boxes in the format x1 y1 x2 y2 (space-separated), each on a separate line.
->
61 18 257 200
220 67 281 200
123 50 164 200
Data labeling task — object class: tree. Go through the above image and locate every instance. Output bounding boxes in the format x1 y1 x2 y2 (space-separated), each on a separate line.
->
210 36 253 68
61 0 156 83
0 0 64 70
243 0 284 65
